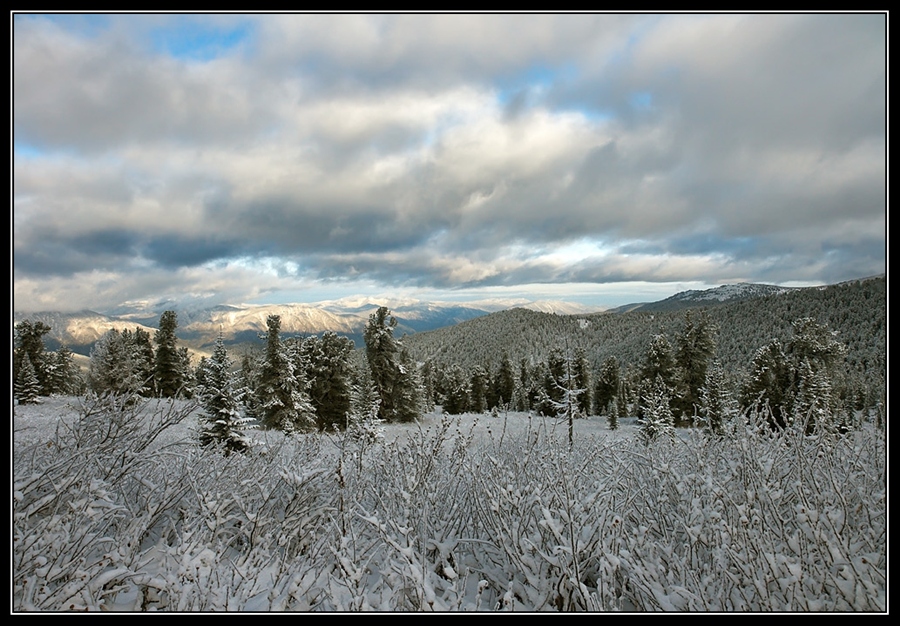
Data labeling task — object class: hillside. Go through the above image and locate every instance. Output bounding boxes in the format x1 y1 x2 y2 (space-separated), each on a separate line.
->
401 276 886 400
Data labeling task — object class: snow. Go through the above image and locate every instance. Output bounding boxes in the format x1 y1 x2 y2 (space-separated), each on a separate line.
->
12 396 887 613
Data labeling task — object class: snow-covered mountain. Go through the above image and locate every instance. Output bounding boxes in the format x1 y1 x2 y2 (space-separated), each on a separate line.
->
606 283 796 314
10 310 159 353
14 296 612 357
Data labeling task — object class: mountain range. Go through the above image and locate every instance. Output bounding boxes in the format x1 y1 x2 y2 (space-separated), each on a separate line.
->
13 297 605 357
14 277 881 359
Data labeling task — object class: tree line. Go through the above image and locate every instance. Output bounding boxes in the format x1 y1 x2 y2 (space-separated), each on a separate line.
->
15 277 885 452
14 306 425 454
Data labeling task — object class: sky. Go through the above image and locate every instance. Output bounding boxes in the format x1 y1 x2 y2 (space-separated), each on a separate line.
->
12 12 887 313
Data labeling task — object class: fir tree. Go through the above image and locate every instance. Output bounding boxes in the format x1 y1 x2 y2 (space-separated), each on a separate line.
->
441 365 470 415
573 347 593 417
155 311 184 398
495 353 516 409
673 310 717 424
46 346 85 396
301 332 355 431
88 329 142 399
593 355 619 416
697 359 732 436
364 307 420 423
256 315 316 433
548 346 586 448
394 347 423 423
14 352 42 405
197 335 252 454
468 365 488 414
13 320 52 396
638 375 675 446
131 328 156 396
741 339 791 430
420 360 437 413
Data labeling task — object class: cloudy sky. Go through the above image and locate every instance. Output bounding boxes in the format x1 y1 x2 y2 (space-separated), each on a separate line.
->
13 13 886 313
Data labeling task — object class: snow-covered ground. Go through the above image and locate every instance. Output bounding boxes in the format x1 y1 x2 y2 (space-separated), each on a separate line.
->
13 396 887 613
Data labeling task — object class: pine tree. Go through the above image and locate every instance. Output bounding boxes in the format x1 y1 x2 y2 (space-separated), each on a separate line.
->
13 320 52 396
637 334 676 421
740 318 847 432
420 360 437 413
468 365 488 414
573 347 592 417
197 335 252 454
177 347 195 399
441 365 470 415
131 328 156 396
14 352 42 405
495 353 516 410
46 346 84 396
548 347 586 448
638 375 675 446
88 329 142 399
792 358 834 434
697 359 732 436
607 396 619 430
301 332 355 431
741 339 791 430
155 311 184 398
239 351 262 421
350 360 382 425
673 310 717 424
616 379 630 421
593 355 619 416
364 307 420 423
256 315 316 433
394 348 423 423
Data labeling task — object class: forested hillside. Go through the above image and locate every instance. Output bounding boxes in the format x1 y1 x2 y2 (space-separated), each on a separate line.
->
402 276 886 411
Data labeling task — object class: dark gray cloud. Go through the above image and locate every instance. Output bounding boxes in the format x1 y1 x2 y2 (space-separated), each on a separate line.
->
13 13 886 312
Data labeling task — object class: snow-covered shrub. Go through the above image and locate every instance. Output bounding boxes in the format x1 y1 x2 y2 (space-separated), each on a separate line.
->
13 398 886 612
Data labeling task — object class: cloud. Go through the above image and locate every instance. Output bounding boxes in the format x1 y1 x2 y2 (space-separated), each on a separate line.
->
13 13 886 312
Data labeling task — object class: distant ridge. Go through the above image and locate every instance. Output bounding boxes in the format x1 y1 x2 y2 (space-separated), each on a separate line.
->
605 283 797 314
14 276 881 356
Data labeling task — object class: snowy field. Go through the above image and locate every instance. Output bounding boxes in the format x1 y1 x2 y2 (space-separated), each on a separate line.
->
13 396 887 612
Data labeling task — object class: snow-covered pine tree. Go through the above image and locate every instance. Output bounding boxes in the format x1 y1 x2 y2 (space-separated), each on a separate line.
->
573 347 592 417
256 315 316 433
14 352 42 405
300 332 355 431
593 355 619 416
394 347 423 423
792 357 834 434
177 347 195 399
468 365 488 414
548 343 586 448
441 364 469 415
154 311 184 398
741 317 848 432
88 329 143 400
48 345 85 396
420 360 436 413
494 353 516 410
638 375 675 446
607 396 619 430
740 338 791 430
697 359 732 436
364 307 421 423
197 335 253 454
637 333 676 422
131 328 156 397
673 310 718 425
13 320 52 396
